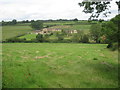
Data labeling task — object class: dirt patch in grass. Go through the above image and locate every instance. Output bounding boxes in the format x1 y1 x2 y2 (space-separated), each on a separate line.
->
35 56 48 59
100 53 105 57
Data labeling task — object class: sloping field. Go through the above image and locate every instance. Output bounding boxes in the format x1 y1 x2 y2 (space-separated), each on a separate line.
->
2 43 118 88
2 26 32 40
50 25 91 33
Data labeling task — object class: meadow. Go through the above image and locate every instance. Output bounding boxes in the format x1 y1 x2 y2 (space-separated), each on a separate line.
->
2 26 33 41
2 20 118 88
2 43 118 88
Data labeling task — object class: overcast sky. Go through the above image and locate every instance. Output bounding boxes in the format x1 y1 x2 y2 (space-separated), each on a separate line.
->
0 0 118 21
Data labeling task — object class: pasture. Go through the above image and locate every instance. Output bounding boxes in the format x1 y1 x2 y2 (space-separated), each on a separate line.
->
2 26 32 40
2 43 118 88
49 25 91 33
19 34 37 41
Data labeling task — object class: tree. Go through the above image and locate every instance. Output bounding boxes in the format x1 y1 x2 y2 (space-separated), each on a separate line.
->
81 34 89 43
73 18 78 21
71 31 84 43
36 34 43 42
31 20 35 23
58 36 64 41
71 34 80 43
11 19 17 25
43 34 50 42
78 1 120 20
31 21 43 30
99 19 104 22
90 24 102 43
101 14 119 46
78 1 119 48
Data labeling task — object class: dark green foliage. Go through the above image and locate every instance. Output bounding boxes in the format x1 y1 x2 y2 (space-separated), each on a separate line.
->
71 31 86 43
43 34 50 42
71 34 80 43
36 34 43 42
6 37 26 43
102 21 118 43
78 2 111 20
2 19 17 26
111 43 118 51
22 20 30 23
116 1 120 11
81 34 89 43
102 15 119 43
93 58 98 60
73 18 78 21
11 19 17 25
99 19 104 22
58 36 64 41
90 24 102 43
101 15 119 49
31 21 43 30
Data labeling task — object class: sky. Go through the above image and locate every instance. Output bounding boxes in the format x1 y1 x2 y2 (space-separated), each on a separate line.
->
0 0 118 21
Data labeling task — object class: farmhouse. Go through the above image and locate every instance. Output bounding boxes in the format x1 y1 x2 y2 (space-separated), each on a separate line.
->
67 30 78 34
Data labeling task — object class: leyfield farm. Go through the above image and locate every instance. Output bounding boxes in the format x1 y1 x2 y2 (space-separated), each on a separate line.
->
1 15 119 88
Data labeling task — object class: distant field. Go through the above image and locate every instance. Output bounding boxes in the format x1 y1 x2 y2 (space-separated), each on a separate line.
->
50 25 91 33
2 43 118 88
2 26 32 40
19 33 37 40
44 21 76 26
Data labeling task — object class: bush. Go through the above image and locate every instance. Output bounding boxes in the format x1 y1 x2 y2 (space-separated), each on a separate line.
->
58 36 64 41
81 34 89 43
31 21 43 30
90 24 102 43
36 34 43 42
71 34 80 43
111 43 118 51
60 39 72 43
6 37 26 43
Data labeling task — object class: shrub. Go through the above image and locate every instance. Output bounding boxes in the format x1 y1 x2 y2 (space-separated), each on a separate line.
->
58 36 64 41
111 43 118 51
36 34 43 42
31 21 43 30
71 34 80 43
81 34 89 43
90 24 102 43
6 37 26 43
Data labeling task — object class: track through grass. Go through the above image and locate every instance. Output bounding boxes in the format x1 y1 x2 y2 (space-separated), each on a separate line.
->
2 43 118 88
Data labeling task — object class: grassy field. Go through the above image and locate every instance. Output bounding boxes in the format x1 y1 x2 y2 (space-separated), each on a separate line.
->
2 26 32 40
19 34 37 40
50 25 91 32
2 43 118 88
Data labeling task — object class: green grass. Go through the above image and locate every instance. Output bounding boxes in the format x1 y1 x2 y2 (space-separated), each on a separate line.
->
2 26 33 40
2 43 118 88
50 25 91 33
19 33 37 40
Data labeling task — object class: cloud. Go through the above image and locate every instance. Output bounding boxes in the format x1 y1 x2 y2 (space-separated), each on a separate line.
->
0 0 118 21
